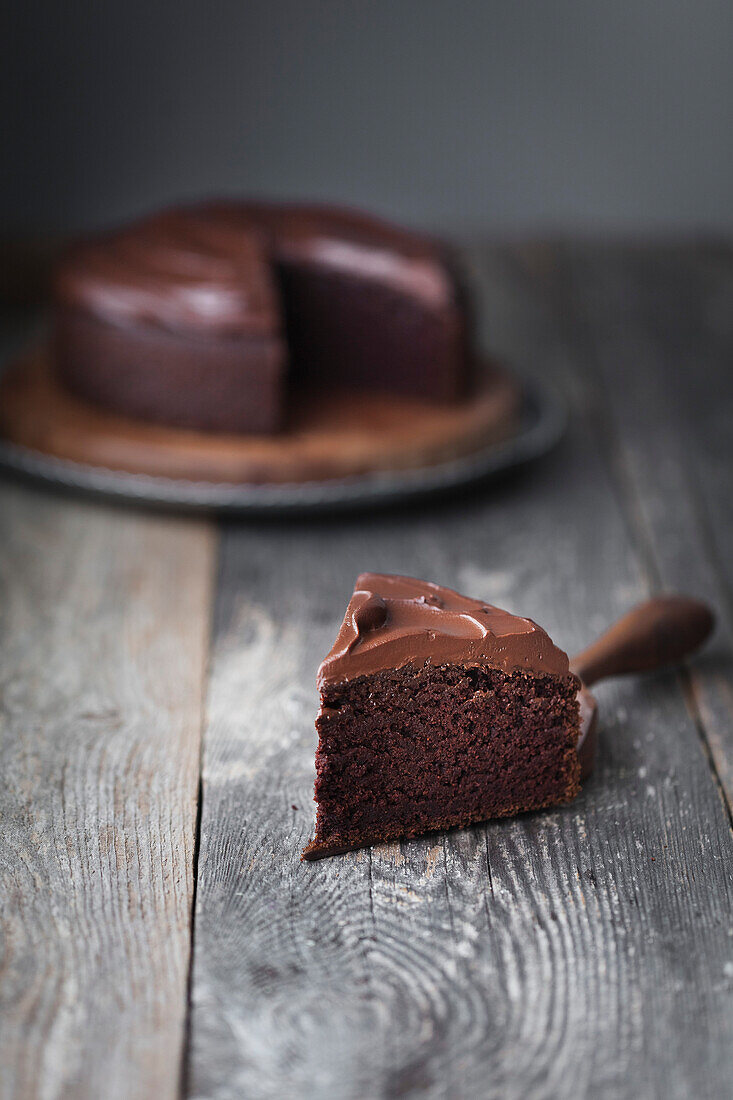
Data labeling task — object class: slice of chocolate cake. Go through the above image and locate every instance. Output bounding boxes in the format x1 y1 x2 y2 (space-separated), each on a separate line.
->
303 573 581 859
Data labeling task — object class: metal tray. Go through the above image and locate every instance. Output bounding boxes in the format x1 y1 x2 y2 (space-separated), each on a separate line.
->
0 374 566 515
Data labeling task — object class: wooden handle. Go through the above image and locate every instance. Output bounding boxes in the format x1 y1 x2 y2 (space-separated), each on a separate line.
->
570 596 715 687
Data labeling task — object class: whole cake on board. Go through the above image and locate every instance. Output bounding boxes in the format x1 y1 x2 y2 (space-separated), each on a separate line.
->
304 573 581 859
53 201 474 434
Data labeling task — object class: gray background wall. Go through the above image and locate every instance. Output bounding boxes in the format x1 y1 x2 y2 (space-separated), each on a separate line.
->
3 1 733 236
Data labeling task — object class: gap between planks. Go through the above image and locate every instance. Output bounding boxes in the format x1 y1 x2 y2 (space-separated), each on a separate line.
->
548 241 733 818
0 482 218 1100
489 240 733 821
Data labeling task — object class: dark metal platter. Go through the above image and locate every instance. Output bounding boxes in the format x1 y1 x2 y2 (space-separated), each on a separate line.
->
0 374 565 515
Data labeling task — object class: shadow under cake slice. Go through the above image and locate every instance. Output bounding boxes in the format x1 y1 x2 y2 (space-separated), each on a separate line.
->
303 573 581 859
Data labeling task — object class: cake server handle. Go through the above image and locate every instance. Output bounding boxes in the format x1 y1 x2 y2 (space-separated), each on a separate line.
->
570 596 715 688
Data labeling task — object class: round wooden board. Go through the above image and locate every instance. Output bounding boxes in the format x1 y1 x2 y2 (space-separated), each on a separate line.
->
0 348 565 512
1 349 522 482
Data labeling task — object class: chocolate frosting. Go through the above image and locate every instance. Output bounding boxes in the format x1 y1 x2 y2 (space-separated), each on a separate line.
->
318 573 571 688
55 209 279 336
56 201 456 336
576 685 598 779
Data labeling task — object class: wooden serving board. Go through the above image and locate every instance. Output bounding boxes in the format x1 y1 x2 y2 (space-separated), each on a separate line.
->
0 349 522 485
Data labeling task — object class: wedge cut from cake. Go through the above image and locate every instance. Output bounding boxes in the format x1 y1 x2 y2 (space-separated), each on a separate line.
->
303 573 581 859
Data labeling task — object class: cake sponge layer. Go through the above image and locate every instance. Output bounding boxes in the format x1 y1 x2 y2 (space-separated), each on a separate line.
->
304 662 580 859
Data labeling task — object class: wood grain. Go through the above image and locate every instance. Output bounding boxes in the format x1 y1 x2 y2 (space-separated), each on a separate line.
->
548 241 733 808
188 245 733 1099
0 482 215 1099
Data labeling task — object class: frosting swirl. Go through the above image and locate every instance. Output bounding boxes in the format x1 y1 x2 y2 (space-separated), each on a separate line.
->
318 573 571 687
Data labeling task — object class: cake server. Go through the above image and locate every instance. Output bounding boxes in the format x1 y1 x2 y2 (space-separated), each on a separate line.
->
571 596 715 779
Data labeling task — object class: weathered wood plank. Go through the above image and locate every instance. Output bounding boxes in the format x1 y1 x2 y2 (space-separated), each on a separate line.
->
189 245 733 1099
545 240 733 805
0 483 215 1099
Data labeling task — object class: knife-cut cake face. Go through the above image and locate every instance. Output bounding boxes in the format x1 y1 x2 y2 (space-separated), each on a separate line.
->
304 573 581 859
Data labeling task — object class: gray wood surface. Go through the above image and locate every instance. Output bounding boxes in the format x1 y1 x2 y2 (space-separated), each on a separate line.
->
553 241 733 803
188 244 733 1099
0 484 215 1099
2 245 732 1100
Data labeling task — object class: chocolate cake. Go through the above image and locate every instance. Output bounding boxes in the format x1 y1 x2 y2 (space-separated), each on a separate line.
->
54 202 471 434
304 573 581 859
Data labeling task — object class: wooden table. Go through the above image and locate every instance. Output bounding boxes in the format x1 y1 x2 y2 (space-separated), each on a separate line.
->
2 243 732 1100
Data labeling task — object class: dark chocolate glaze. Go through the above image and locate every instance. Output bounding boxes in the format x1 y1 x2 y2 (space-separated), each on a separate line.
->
56 201 459 337
56 208 279 336
576 685 598 780
318 573 572 688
